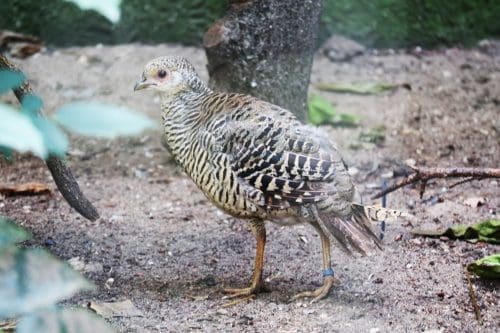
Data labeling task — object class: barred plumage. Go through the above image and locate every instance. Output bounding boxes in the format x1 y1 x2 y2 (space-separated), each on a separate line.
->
135 56 404 301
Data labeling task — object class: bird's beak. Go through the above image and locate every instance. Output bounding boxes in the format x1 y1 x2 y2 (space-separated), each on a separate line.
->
134 79 155 91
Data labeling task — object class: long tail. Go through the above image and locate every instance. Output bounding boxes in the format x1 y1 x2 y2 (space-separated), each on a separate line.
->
313 204 408 256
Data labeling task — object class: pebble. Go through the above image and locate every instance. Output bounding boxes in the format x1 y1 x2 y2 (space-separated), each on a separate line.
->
216 309 229 316
105 278 114 289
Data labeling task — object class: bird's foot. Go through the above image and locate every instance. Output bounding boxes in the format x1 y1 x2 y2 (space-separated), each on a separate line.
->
222 282 269 299
221 282 268 307
291 275 336 303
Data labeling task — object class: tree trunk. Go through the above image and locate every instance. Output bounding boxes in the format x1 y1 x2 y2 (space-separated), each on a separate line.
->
203 0 322 122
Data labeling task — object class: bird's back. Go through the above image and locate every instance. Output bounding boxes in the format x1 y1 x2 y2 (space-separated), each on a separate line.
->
163 91 357 223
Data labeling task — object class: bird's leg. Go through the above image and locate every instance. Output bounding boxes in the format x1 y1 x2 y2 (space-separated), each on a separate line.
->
292 228 335 302
223 220 267 298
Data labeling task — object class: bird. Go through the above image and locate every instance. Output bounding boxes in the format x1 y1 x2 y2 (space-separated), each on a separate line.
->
134 56 405 302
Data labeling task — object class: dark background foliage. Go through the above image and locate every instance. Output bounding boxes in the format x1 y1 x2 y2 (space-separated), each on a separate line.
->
0 0 499 48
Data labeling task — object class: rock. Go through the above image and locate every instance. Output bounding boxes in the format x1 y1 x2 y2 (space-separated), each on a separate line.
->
478 39 500 57
321 34 366 62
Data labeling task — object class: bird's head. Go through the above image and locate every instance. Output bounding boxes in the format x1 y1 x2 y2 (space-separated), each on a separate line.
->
134 56 206 96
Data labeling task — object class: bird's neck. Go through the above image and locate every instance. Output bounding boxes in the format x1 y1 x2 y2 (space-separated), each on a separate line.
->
159 88 209 166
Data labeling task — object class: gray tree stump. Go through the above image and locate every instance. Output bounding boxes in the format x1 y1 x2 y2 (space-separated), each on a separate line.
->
203 0 322 122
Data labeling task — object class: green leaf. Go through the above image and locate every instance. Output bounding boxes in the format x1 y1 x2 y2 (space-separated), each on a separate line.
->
31 116 69 157
0 217 31 248
18 95 69 157
0 248 92 317
467 254 500 279
18 308 115 333
0 103 47 158
53 102 157 138
0 145 13 160
307 95 360 127
21 94 44 116
412 219 500 244
316 82 400 95
0 70 25 95
64 0 121 23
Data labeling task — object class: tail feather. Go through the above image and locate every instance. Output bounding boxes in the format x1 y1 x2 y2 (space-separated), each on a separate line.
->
311 205 382 256
312 203 409 256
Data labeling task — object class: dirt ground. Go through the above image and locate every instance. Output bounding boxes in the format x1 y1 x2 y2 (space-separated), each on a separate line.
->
1 42 499 333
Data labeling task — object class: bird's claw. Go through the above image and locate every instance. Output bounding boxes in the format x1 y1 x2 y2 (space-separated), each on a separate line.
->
222 283 268 299
291 276 336 303
221 283 268 307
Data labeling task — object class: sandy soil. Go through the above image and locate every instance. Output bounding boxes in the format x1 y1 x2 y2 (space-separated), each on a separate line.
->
1 43 499 333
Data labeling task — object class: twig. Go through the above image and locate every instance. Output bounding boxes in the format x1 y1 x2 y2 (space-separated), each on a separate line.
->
372 166 500 199
465 269 482 325
0 54 99 221
449 177 478 189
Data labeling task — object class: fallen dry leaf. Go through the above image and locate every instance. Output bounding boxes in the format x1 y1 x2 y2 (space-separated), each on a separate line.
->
186 294 209 301
0 319 17 332
88 299 143 318
463 196 486 207
0 182 51 196
0 30 43 58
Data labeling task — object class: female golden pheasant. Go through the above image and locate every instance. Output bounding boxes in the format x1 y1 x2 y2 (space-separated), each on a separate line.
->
135 56 402 302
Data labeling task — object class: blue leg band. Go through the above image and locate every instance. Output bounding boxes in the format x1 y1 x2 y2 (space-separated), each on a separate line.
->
323 268 334 277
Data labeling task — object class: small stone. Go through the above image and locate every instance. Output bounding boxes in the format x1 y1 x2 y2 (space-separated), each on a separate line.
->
404 158 416 167
216 309 229 316
347 167 359 176
68 257 86 271
321 34 366 62
105 278 115 289
44 237 56 246
303 308 315 315
410 238 422 246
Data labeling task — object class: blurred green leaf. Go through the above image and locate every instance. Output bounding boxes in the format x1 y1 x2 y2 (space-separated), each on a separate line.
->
0 70 25 95
316 82 400 95
467 254 500 279
31 117 69 157
19 94 68 156
308 95 360 127
17 308 115 333
53 102 157 138
0 146 13 160
64 0 121 23
412 219 500 244
308 95 336 126
21 94 44 116
0 217 31 248
0 103 47 158
0 248 92 317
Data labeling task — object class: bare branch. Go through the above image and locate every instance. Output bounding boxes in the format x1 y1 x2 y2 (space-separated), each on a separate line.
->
372 166 500 199
0 54 99 221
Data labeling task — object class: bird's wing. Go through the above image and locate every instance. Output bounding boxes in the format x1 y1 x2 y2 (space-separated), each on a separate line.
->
212 100 350 209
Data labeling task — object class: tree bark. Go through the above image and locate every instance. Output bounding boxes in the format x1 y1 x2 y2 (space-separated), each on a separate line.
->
203 0 322 122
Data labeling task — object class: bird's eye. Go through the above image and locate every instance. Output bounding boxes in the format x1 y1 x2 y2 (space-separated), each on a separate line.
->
158 70 167 78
